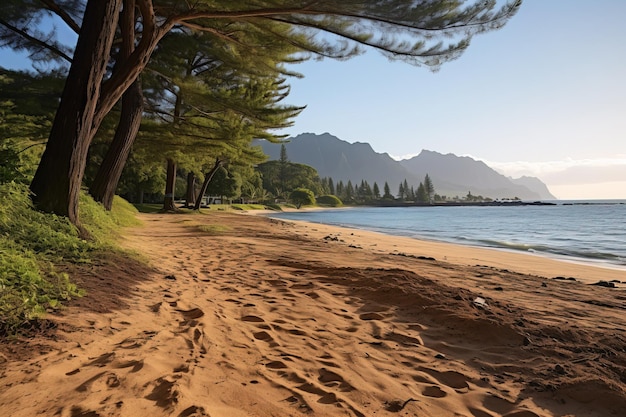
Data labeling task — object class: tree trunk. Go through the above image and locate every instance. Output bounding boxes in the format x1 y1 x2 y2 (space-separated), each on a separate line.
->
89 0 142 211
194 158 223 210
162 158 178 212
89 78 143 210
185 172 196 208
29 0 121 226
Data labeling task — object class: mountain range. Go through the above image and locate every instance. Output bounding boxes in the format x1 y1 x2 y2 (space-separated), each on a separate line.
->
257 132 556 200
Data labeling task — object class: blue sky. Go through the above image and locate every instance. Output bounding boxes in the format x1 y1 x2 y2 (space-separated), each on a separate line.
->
280 1 626 199
2 1 624 199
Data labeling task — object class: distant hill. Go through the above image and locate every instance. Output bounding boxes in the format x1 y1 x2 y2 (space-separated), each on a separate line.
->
510 176 555 200
399 150 556 200
256 133 556 200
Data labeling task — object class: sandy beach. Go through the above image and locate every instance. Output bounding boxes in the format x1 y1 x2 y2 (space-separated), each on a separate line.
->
1 210 625 417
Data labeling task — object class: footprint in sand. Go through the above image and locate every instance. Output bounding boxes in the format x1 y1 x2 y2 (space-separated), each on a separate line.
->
74 370 121 394
290 282 316 290
177 307 205 320
253 330 274 342
241 315 265 323
112 359 144 373
502 411 542 417
418 367 470 391
69 405 103 416
481 394 544 417
117 331 156 349
318 368 354 392
359 312 385 321
384 331 423 347
422 385 447 398
468 407 496 417
177 405 210 417
265 360 288 369
84 352 116 367
287 328 307 336
145 377 179 409
74 371 106 392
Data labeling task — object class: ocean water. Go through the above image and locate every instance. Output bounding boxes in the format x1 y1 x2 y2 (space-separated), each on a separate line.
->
268 201 626 271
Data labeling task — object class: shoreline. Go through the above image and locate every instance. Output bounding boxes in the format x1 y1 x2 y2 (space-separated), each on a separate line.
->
247 208 626 285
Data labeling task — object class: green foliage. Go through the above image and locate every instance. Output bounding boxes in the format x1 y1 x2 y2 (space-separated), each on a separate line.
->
383 182 394 200
206 167 241 200
0 143 22 183
116 150 167 204
424 174 435 202
0 69 62 184
133 204 163 213
316 195 343 207
0 183 84 334
231 204 267 210
416 182 428 202
195 224 231 234
0 183 139 335
264 203 283 211
289 188 316 208
324 175 437 205
79 194 141 245
130 29 303 202
1 183 88 261
257 160 324 197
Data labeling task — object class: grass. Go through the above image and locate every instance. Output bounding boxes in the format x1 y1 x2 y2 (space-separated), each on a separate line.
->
230 203 268 210
196 224 231 234
0 183 141 335
133 203 163 213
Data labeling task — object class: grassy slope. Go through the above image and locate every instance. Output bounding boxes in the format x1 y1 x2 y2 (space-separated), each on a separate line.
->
0 183 140 335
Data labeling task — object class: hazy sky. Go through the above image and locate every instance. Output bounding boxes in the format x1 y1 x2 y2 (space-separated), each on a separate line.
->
280 1 626 199
2 1 624 199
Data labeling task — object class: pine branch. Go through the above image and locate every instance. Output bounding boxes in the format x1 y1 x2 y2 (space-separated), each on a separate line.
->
38 0 81 34
0 18 73 62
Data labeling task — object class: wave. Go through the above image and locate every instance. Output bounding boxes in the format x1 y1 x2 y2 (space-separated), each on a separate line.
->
470 238 625 264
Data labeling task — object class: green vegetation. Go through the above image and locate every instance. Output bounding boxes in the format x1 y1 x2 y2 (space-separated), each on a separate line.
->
230 204 268 211
263 203 283 211
289 188 316 208
133 204 164 214
0 183 140 335
195 224 231 235
257 159 325 200
316 195 343 207
325 174 438 205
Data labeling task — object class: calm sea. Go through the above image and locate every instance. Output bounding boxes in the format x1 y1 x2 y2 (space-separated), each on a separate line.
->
268 201 626 271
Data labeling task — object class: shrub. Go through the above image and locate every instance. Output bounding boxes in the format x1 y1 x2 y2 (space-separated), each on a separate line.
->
316 195 343 207
263 203 283 211
289 188 316 208
79 194 141 245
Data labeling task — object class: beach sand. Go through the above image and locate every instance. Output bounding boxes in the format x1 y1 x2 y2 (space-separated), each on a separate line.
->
1 210 625 417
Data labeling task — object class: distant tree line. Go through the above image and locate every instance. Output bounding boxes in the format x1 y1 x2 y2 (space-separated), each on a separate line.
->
317 175 437 205
101 143 511 207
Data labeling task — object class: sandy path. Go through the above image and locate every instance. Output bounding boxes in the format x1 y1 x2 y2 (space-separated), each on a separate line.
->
1 211 625 417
